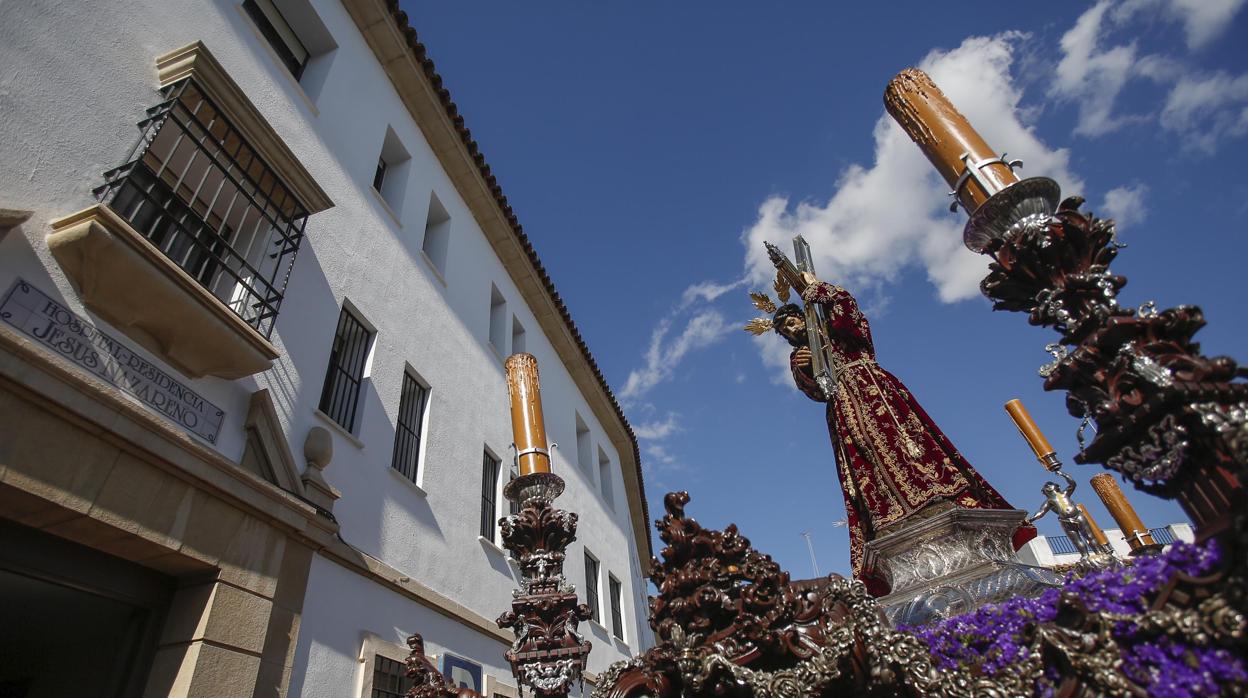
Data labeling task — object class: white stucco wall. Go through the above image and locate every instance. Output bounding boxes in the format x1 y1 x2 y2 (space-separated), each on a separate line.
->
1016 523 1195 568
0 0 651 692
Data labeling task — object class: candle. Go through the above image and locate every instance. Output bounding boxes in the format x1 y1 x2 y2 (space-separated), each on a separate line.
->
1077 503 1111 549
1090 474 1156 551
1004 399 1057 465
884 68 1020 214
505 353 551 475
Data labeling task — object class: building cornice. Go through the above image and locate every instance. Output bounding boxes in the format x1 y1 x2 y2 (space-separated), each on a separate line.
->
340 0 652 568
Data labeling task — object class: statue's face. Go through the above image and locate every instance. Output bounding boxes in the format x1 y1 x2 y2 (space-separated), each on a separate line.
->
780 315 806 340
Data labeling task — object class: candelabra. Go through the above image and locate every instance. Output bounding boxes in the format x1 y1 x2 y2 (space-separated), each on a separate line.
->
885 68 1246 537
495 353 592 697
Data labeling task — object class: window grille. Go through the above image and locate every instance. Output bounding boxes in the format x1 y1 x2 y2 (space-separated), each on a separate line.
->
481 451 501 540
584 552 600 623
1046 535 1079 556
95 79 308 338
1149 526 1176 545
243 0 310 79
318 308 371 431
609 575 624 640
371 655 412 698
391 372 428 482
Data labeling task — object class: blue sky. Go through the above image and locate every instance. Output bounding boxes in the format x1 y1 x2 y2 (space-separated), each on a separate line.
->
404 2 1248 579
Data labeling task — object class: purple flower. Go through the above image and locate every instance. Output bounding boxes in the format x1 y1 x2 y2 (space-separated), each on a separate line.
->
901 540 1241 695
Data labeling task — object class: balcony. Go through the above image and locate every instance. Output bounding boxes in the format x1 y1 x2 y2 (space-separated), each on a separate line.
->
47 43 331 379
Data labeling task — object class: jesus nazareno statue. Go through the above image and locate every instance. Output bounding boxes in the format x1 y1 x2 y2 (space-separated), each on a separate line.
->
747 271 1035 596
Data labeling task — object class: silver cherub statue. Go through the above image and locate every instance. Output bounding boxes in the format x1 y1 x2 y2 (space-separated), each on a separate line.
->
1026 469 1115 569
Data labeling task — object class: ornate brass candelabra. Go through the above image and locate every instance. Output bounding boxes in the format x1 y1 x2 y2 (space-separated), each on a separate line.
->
496 353 592 697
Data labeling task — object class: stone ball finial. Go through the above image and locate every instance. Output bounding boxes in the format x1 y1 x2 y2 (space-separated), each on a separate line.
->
304 426 333 471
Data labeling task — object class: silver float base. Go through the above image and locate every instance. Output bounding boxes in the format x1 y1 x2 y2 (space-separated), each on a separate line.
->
864 506 1063 627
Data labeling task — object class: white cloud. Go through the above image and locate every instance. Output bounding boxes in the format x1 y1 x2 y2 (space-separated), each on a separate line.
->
680 279 744 308
642 443 683 473
1100 184 1149 229
619 310 732 401
1168 0 1247 49
1051 1 1143 137
633 412 681 440
1051 0 1248 141
742 33 1081 306
1116 0 1246 50
1160 71 1248 153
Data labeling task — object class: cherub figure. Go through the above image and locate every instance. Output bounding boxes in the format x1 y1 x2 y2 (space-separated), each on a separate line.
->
1026 470 1113 565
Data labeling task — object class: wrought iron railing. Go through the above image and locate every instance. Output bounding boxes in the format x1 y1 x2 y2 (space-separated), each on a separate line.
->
95 79 308 338
1047 526 1178 555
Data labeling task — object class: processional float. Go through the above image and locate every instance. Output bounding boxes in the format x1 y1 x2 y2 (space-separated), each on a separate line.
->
402 68 1247 698
586 69 1247 697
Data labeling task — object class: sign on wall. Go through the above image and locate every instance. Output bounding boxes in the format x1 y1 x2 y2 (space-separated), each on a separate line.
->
0 279 225 443
440 653 484 693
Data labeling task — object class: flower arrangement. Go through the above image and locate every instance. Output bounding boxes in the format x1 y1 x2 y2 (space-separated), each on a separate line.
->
906 540 1245 697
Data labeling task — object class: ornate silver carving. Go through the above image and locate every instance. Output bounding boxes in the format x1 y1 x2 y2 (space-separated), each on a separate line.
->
963 176 1062 252
864 507 1062 626
1105 413 1189 484
519 659 582 693
505 471 567 505
1122 342 1173 387
1035 288 1073 330
1038 342 1069 378
1192 401 1248 464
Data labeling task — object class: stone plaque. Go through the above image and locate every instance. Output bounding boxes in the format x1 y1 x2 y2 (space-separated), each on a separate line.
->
0 279 225 443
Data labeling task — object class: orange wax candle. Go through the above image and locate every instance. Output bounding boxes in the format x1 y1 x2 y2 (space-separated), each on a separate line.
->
1004 399 1056 463
884 68 1020 214
1077 503 1111 548
505 353 551 475
1090 474 1156 551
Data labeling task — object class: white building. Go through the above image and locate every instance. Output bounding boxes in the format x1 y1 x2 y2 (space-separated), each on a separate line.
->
0 1 653 695
1016 523 1195 569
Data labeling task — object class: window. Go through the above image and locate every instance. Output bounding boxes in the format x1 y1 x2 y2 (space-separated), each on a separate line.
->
421 192 451 275
391 371 429 483
598 447 614 510
511 316 526 354
609 574 624 640
372 157 387 192
371 654 413 698
318 306 373 432
373 127 411 217
96 79 308 338
243 0 309 79
584 551 601 623
489 285 507 354
507 466 520 516
575 413 592 477
481 450 501 540
241 0 338 101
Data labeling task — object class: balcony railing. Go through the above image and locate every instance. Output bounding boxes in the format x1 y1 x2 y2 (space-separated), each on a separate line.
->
94 79 307 338
1047 526 1177 555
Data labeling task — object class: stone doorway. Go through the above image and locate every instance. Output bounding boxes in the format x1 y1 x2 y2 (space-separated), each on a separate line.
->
0 520 174 698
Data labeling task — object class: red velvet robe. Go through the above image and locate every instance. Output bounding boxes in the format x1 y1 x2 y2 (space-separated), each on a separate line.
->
789 282 1035 596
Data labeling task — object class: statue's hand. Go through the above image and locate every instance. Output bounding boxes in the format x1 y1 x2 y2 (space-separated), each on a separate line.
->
794 347 812 368
800 277 834 303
